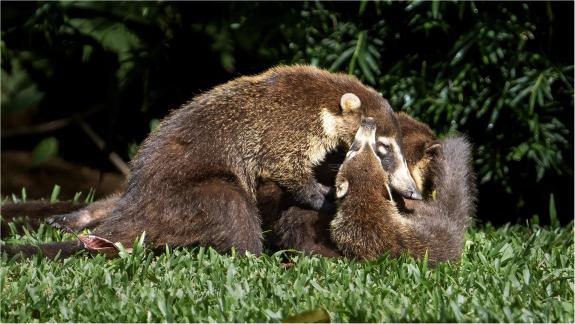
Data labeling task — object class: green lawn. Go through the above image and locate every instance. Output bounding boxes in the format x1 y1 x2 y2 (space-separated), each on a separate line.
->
1 216 573 322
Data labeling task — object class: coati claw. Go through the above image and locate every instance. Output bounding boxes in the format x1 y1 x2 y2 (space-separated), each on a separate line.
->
46 211 91 232
46 215 63 228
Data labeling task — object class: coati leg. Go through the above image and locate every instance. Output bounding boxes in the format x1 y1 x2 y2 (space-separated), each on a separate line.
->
257 180 292 232
283 175 335 212
46 194 120 232
91 178 263 255
272 206 341 257
5 179 264 259
256 180 339 257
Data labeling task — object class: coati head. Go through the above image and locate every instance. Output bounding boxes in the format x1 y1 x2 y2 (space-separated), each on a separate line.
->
326 92 420 200
395 112 442 199
334 117 392 202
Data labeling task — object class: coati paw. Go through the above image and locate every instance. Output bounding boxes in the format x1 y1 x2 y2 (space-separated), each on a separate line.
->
46 211 92 232
298 183 335 211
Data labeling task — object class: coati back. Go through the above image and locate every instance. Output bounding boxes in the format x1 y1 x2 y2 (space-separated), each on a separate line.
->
3 66 420 257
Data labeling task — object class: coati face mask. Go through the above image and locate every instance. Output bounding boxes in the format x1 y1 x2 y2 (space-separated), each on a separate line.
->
339 93 421 200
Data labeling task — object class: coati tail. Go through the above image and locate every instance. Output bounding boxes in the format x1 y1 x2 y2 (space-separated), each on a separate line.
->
408 136 477 264
1 241 84 260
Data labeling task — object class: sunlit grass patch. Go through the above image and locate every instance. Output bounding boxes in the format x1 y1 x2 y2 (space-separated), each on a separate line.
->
1 213 573 322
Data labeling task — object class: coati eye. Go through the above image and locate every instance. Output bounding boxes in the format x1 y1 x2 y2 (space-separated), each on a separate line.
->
378 144 391 155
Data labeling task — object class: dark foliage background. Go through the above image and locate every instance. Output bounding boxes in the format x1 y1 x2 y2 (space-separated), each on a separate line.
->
1 1 573 225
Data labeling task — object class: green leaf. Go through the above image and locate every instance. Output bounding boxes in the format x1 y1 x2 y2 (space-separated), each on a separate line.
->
364 52 381 75
50 184 61 203
359 0 368 16
73 192 82 203
348 31 367 75
431 1 440 19
21 188 27 202
358 53 376 84
1 60 45 114
529 74 544 112
85 188 96 204
32 137 59 166
548 193 558 227
149 118 161 132
329 47 355 72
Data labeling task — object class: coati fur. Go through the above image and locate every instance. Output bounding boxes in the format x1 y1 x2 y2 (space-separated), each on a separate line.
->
2 65 421 257
267 114 476 265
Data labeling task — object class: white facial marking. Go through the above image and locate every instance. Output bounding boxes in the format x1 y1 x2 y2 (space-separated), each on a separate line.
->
307 110 340 166
336 179 349 198
385 182 395 205
396 156 411 179
345 150 358 160
377 136 393 146
376 136 394 157
355 128 376 147
377 135 414 193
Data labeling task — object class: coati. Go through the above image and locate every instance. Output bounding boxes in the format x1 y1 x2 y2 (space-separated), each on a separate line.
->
268 114 476 265
2 65 420 256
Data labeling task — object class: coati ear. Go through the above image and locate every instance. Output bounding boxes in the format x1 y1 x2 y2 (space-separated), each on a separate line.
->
425 143 442 157
336 179 349 198
340 93 361 113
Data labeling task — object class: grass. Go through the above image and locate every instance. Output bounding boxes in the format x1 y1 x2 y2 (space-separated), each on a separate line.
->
0 203 573 322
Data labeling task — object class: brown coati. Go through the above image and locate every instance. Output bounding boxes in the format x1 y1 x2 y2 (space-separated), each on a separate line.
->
268 115 476 265
3 65 420 257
